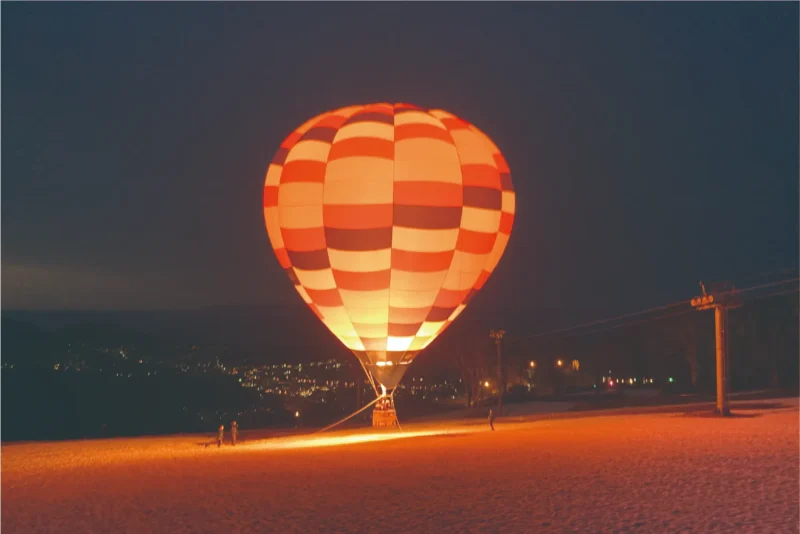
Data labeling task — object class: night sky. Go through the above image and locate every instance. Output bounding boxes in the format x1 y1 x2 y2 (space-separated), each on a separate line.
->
3 3 798 327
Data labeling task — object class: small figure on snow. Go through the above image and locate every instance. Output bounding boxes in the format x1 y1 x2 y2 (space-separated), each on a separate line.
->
217 424 224 447
230 421 238 446
488 409 495 431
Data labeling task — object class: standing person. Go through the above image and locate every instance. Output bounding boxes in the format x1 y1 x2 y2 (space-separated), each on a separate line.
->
217 424 224 447
488 409 495 431
230 421 238 446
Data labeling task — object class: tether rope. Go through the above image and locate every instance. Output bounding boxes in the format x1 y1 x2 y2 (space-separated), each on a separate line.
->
313 395 382 435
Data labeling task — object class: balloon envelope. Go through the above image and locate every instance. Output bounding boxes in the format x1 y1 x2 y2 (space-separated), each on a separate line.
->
263 103 515 390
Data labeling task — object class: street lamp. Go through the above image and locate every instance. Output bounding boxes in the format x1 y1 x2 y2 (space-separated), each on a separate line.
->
556 359 563 367
529 360 536 368
484 381 490 388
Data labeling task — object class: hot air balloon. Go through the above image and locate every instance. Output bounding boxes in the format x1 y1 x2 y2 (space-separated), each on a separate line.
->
263 102 515 426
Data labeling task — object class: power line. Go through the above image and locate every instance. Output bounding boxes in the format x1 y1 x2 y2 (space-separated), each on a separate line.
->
565 309 697 340
730 267 798 286
505 299 692 345
730 277 799 295
738 286 799 305
505 276 799 346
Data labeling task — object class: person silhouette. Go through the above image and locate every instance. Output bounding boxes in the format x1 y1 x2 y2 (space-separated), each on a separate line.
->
230 421 238 446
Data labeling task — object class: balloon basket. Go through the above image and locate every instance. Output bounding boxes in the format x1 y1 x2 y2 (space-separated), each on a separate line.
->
372 396 398 428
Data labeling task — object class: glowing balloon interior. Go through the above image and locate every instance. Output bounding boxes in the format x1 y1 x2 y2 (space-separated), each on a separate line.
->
263 103 515 392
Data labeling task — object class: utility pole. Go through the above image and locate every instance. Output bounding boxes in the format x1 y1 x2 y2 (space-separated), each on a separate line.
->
691 281 742 416
489 329 506 416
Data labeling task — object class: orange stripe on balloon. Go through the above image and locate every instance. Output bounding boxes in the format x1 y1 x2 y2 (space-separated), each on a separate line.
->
499 212 514 235
463 288 478 305
433 288 470 308
301 127 338 143
281 131 302 148
281 227 327 252
286 249 331 270
459 229 497 254
389 306 431 324
388 323 423 337
393 182 462 207
461 164 501 189
500 173 514 192
285 267 300 285
304 287 343 307
474 270 491 290
439 117 470 130
363 103 394 113
462 186 502 210
395 123 454 144
394 103 422 111
426 306 457 322
328 137 394 161
343 111 394 126
323 204 393 229
274 247 292 269
263 186 278 208
325 227 393 251
393 205 462 230
271 147 290 166
391 249 454 272
493 153 510 174
313 114 351 129
332 269 391 291
280 160 328 183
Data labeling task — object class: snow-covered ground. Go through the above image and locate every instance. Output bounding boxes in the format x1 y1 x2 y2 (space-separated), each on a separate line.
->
3 398 798 533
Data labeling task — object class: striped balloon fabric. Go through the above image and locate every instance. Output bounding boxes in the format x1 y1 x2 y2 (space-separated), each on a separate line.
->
263 103 515 390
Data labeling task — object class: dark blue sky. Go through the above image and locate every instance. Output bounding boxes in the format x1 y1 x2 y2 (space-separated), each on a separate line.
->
3 3 798 325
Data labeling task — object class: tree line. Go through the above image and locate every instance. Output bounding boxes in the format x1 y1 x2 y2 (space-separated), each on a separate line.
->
424 291 799 407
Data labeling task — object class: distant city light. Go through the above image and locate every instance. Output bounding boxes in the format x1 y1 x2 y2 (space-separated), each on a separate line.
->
44 343 465 410
556 359 563 367
529 361 536 368
668 377 674 383
484 381 490 388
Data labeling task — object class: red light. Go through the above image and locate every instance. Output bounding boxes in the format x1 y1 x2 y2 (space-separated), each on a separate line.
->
608 380 614 386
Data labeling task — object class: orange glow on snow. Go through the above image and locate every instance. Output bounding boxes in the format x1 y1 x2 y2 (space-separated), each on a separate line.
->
248 429 474 451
